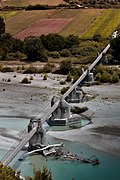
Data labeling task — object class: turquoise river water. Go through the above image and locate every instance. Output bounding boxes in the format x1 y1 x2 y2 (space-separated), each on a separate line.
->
0 117 120 180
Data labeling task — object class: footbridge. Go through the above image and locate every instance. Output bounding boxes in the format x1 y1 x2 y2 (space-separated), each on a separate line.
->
1 43 111 166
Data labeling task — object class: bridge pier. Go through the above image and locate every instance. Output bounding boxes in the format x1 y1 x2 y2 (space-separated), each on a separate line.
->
47 97 81 126
28 119 45 149
65 87 83 103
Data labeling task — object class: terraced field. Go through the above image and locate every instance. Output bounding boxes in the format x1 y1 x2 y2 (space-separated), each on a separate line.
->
81 9 120 39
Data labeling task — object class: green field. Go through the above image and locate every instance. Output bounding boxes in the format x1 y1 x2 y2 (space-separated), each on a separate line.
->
59 9 103 36
0 11 19 19
81 9 120 39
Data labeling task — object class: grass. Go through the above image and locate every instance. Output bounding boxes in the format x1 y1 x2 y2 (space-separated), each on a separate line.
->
0 11 19 20
5 10 55 35
59 9 103 36
81 9 120 39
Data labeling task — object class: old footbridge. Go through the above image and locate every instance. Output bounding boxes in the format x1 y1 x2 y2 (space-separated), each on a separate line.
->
1 42 111 166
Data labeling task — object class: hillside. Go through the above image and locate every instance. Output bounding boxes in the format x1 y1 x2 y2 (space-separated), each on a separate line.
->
0 8 119 40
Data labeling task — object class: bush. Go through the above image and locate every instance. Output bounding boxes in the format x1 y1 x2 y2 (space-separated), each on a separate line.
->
1 66 14 72
30 76 34 80
93 34 102 42
60 49 71 57
100 72 112 83
43 73 48 80
66 72 72 82
43 63 55 73
71 106 88 114
112 73 119 83
59 59 73 75
49 51 60 58
59 80 66 85
23 65 38 74
21 77 31 84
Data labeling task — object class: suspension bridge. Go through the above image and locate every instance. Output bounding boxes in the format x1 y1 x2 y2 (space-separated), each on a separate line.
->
1 41 112 166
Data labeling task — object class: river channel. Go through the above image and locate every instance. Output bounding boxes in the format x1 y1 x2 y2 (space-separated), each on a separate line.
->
0 117 120 180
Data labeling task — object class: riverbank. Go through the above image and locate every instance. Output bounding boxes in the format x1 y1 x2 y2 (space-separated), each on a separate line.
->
0 72 120 156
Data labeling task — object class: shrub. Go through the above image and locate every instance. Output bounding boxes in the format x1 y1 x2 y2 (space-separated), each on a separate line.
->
100 72 112 83
59 80 66 85
95 72 102 82
43 63 55 73
112 73 119 83
7 78 11 82
59 59 73 75
1 66 14 72
43 73 48 80
23 65 38 74
60 49 71 57
21 77 31 84
71 106 88 114
49 51 60 58
30 76 34 80
66 72 72 82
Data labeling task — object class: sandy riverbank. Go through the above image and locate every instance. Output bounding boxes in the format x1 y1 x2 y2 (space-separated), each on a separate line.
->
0 72 120 156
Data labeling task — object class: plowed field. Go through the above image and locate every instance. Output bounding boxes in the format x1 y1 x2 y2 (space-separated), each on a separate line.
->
14 18 73 40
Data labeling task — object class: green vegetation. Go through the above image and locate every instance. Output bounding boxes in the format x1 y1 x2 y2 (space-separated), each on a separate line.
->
94 65 120 83
0 163 52 180
21 77 31 84
0 11 19 20
71 106 88 114
82 9 120 39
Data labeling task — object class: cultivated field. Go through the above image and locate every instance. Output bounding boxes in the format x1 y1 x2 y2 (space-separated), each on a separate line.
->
2 0 29 7
0 11 20 19
81 9 120 39
59 9 103 36
5 10 55 35
28 0 67 6
1 0 66 7
2 8 120 39
14 18 73 40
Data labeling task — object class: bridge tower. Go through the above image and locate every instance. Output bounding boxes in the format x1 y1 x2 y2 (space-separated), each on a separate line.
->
28 119 45 149
48 97 71 125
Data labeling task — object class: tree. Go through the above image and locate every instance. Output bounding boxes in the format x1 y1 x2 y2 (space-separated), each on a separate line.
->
0 163 20 180
41 33 65 51
24 36 45 61
65 34 80 49
110 36 120 63
59 59 73 74
0 17 5 34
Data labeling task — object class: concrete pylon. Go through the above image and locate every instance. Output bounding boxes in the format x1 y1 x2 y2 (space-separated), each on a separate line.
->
48 97 71 125
65 87 83 103
28 119 45 149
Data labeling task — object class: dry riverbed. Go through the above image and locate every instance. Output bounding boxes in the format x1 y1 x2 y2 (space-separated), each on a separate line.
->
0 72 120 156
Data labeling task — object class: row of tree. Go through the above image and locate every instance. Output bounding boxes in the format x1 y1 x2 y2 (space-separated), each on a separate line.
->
0 17 80 61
